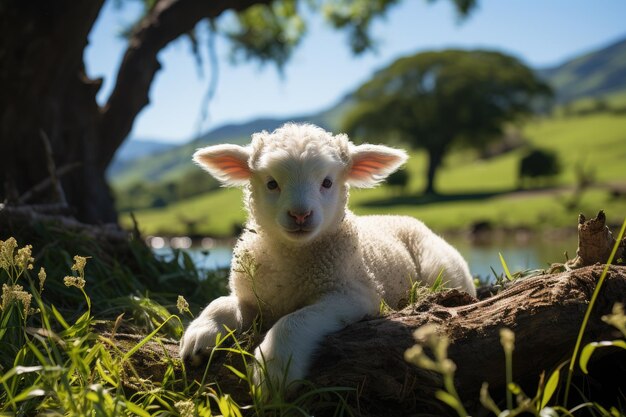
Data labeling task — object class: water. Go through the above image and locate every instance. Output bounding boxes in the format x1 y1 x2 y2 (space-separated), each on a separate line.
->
448 234 578 280
154 246 233 270
156 233 578 282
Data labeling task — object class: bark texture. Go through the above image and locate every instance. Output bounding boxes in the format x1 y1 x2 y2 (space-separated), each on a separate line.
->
308 265 626 416
564 210 626 268
0 0 270 224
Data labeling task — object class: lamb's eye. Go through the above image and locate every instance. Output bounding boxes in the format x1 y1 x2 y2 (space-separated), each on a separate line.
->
322 178 333 189
267 179 279 190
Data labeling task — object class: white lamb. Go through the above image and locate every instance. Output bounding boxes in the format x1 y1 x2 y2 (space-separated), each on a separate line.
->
180 123 475 389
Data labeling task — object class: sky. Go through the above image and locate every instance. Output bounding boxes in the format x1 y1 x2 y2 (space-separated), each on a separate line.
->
85 0 626 144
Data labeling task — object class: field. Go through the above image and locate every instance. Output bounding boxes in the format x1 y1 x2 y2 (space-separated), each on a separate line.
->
120 113 626 237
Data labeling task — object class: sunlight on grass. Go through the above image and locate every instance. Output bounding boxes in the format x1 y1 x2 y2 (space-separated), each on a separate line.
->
122 113 626 237
0 237 356 417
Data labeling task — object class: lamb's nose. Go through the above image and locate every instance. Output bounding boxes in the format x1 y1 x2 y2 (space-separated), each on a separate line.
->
289 210 312 225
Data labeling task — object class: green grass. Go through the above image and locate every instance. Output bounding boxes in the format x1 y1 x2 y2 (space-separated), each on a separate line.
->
127 187 247 237
3 234 625 416
0 238 357 417
121 112 626 236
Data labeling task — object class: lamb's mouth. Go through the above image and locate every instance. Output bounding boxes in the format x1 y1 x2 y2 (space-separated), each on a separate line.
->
285 227 313 236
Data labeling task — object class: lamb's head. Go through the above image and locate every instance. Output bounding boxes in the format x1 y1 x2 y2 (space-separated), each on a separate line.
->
193 123 407 244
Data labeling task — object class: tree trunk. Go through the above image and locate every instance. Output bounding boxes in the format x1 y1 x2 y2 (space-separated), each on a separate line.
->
0 0 111 223
117 265 626 416
0 0 271 224
424 146 444 195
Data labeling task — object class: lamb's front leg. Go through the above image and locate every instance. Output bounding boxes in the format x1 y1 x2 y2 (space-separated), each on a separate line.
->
180 295 256 366
253 291 377 390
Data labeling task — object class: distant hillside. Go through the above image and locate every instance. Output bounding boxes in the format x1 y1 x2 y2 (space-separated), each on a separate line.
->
109 95 353 188
109 35 626 189
539 36 626 103
107 139 176 179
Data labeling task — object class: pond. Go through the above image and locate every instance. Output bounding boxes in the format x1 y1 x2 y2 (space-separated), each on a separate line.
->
154 232 578 283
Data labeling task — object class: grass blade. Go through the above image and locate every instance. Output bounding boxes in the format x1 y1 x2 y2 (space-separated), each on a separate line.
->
563 217 626 405
579 340 626 374
541 368 560 409
499 252 513 281
122 314 180 361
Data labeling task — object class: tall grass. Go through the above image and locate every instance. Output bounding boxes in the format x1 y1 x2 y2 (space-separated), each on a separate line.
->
0 237 355 416
3 228 625 416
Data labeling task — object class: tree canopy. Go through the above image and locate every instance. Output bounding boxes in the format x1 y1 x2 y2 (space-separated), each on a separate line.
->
342 49 552 195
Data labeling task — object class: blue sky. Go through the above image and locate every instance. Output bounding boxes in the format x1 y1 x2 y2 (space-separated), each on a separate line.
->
85 0 626 143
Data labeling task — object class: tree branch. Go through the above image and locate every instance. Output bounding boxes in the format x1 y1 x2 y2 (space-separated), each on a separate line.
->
99 0 272 169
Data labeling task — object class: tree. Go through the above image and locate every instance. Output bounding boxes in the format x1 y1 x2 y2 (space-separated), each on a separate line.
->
0 0 476 225
343 50 552 195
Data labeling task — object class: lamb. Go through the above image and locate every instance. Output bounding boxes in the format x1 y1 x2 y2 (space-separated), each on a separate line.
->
179 123 475 389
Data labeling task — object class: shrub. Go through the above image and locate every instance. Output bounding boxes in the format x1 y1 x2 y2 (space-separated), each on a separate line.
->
518 148 561 188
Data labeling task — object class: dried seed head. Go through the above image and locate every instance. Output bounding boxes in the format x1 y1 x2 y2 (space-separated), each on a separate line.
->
1 283 33 316
0 237 18 271
71 255 88 274
500 328 516 353
174 400 195 417
64 275 86 289
177 295 190 314
38 267 47 293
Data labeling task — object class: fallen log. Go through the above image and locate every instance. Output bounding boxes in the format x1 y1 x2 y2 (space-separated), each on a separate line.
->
308 264 626 416
118 265 626 416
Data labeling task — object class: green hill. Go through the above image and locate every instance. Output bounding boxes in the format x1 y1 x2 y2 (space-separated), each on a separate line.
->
110 97 353 189
539 36 626 103
110 36 626 192
121 112 626 236
112 36 626 231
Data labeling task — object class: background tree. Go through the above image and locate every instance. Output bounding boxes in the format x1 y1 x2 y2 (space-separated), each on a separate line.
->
342 50 552 195
0 0 476 225
518 148 561 189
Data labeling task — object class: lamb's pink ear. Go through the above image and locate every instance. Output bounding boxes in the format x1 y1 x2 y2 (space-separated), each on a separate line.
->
347 144 408 188
193 144 251 186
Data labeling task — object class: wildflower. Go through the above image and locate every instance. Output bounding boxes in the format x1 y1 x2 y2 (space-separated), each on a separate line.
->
1 283 32 316
440 358 457 374
499 327 515 353
405 323 467 416
14 244 34 271
0 237 18 271
177 295 190 314
38 267 47 293
71 255 89 274
480 382 502 415
174 400 195 417
404 344 437 371
406 324 455 373
412 323 440 344
64 275 86 289
413 324 450 362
